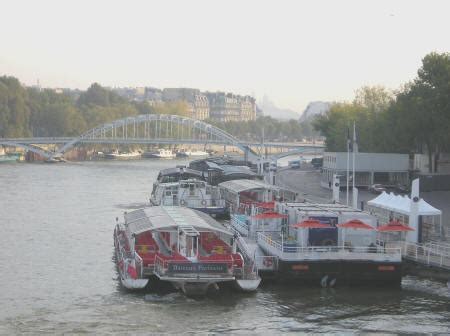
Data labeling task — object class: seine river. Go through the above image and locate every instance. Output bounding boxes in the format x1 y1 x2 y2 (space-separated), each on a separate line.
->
1 160 449 334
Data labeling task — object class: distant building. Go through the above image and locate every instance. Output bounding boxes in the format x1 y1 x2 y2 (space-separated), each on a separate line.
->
206 92 256 122
110 86 256 122
162 88 209 120
144 87 163 106
321 152 409 189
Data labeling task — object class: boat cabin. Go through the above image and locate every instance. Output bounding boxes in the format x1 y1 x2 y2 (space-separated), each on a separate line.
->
218 179 297 214
150 179 226 215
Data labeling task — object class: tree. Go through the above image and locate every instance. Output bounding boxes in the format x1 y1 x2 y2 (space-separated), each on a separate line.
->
0 76 31 137
388 52 450 172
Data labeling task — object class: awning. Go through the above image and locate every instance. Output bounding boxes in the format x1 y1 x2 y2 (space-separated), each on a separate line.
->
218 179 282 194
367 192 442 216
292 219 331 229
252 211 288 220
337 219 374 230
377 220 414 232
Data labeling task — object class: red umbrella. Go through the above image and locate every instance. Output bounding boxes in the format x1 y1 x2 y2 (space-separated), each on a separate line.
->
337 219 374 230
377 220 414 232
251 211 288 220
292 219 331 229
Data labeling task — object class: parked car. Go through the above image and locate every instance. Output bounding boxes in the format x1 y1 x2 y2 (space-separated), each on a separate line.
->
394 183 410 194
288 160 301 169
368 184 387 194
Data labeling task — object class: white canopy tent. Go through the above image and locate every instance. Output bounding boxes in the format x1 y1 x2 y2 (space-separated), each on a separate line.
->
367 192 441 217
367 191 442 241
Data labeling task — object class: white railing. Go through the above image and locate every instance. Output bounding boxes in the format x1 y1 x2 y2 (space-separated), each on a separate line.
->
162 196 225 208
256 232 402 261
231 214 249 236
423 242 450 257
402 241 450 269
134 252 144 278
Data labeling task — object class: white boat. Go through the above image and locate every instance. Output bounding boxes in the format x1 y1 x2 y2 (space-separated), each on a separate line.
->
104 150 141 160
150 178 227 217
142 149 175 159
219 179 402 287
176 150 209 158
113 206 261 295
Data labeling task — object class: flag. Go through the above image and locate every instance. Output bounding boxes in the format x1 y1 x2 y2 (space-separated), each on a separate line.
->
353 121 358 153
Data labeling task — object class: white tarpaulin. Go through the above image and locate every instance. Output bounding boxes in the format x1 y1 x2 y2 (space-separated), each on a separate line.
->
367 192 442 216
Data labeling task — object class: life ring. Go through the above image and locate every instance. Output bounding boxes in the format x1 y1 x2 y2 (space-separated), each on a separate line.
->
263 257 273 267
201 199 207 206
180 200 186 206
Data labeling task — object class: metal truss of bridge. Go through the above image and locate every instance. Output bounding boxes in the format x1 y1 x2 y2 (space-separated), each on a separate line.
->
0 114 323 161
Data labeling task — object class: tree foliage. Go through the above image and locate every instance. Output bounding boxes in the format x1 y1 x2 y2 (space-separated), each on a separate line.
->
313 52 450 172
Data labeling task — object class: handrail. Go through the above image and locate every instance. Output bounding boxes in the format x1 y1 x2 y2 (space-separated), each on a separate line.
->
231 214 249 236
256 232 401 255
402 241 450 269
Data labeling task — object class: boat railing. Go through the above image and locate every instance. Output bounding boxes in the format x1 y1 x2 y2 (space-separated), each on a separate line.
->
256 232 402 260
134 251 144 278
153 254 236 279
231 214 249 236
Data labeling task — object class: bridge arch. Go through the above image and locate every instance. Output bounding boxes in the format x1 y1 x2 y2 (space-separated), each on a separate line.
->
0 141 53 159
55 114 258 159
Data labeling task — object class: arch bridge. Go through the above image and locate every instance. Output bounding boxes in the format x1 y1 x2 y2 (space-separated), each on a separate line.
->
1 114 261 160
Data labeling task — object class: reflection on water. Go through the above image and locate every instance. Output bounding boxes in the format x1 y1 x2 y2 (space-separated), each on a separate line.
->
0 160 449 334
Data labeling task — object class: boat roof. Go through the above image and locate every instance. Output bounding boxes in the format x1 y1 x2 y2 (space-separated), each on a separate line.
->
281 202 366 216
220 165 258 176
158 167 204 178
124 206 231 236
218 179 283 194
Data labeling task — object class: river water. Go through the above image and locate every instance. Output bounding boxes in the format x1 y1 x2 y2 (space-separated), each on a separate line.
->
0 160 449 334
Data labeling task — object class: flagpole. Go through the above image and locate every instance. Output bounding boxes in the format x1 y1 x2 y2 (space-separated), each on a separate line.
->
346 127 350 206
352 121 356 199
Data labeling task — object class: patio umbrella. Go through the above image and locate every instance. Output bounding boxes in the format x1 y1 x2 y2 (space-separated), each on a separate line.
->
337 219 374 230
377 220 414 232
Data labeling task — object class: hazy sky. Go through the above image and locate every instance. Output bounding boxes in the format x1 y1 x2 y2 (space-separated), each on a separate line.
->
1 0 449 112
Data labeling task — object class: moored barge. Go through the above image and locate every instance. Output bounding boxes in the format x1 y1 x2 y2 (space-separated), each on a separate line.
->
114 206 260 295
219 179 402 287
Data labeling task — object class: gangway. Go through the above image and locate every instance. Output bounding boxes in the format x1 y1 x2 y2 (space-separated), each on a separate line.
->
401 241 450 270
